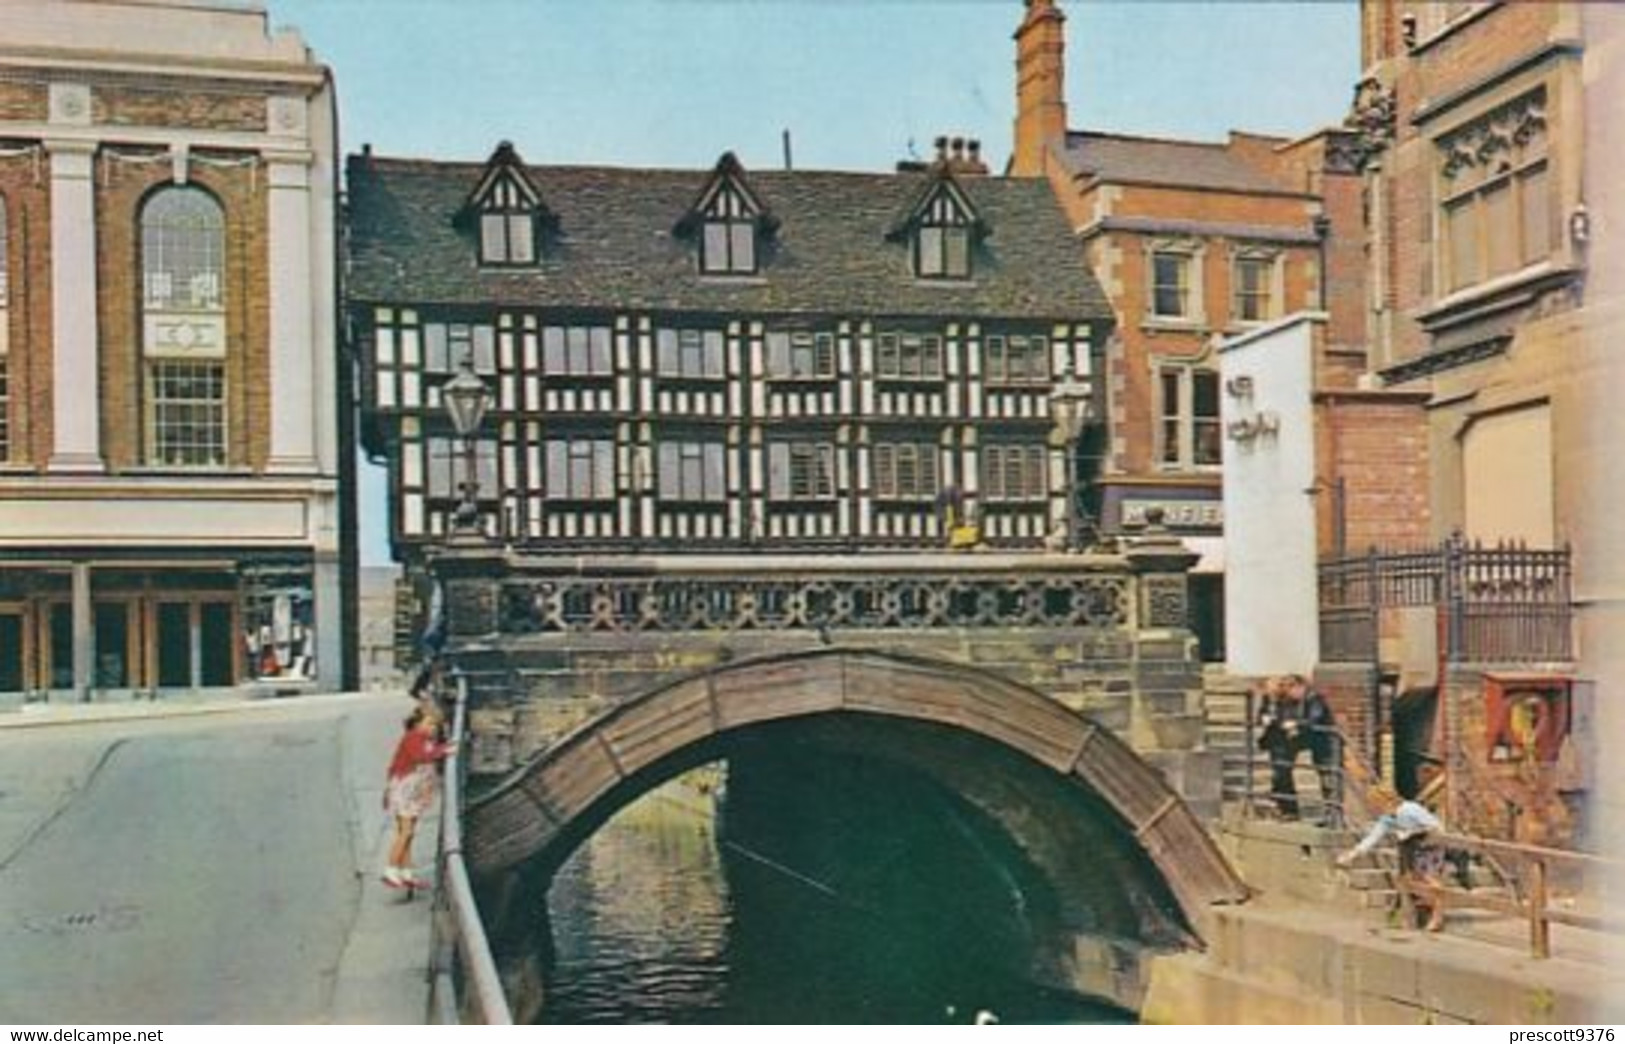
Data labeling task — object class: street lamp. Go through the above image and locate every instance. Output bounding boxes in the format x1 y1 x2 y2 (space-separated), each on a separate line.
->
1050 378 1095 552
443 358 492 536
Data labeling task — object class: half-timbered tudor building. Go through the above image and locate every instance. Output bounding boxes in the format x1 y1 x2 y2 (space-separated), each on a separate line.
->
348 141 1112 565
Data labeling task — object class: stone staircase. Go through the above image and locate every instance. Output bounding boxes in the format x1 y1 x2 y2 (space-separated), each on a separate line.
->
1202 669 1260 804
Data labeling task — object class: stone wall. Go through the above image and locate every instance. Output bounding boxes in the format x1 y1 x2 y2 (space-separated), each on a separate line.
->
435 539 1223 817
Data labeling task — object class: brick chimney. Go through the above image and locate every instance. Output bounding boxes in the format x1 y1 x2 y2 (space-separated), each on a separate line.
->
1012 0 1067 177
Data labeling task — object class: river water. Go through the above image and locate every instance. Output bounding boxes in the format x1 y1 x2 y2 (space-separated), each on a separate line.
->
537 763 1131 1025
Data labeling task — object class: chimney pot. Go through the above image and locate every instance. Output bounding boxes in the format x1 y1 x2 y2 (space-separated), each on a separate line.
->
934 135 949 160
951 136 965 159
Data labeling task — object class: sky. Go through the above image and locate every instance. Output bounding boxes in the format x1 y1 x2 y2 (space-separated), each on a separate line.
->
265 0 1361 565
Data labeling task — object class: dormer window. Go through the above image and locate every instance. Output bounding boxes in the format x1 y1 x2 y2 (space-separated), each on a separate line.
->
917 197 971 279
679 153 774 279
481 208 534 265
701 183 756 275
465 141 550 268
893 171 983 281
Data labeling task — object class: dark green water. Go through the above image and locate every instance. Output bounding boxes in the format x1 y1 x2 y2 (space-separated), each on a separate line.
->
538 760 1131 1025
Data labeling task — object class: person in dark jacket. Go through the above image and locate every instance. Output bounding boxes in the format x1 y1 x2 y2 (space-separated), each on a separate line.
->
1291 674 1342 825
1255 676 1301 819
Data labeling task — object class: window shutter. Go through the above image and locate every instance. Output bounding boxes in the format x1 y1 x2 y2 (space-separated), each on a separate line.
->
768 442 790 501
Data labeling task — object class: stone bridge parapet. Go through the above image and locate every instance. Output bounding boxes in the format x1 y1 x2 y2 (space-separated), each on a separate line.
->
428 528 1221 816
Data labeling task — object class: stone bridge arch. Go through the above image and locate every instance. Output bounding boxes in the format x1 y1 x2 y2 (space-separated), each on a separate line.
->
465 646 1249 937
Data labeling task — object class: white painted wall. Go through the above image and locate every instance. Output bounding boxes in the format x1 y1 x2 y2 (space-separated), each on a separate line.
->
1219 313 1323 676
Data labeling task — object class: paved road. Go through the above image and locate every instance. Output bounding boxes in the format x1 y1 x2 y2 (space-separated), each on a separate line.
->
0 694 428 1024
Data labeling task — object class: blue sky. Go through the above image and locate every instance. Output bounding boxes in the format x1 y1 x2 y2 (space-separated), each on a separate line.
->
267 0 1360 563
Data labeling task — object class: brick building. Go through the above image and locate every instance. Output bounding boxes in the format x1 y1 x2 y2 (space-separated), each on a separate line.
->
1008 0 1419 660
347 140 1111 565
1347 1 1625 841
0 0 354 700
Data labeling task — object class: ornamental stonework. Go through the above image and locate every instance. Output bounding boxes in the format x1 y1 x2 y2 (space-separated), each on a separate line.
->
1141 575 1188 630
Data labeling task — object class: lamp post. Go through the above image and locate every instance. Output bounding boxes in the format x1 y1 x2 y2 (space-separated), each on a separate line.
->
1050 378 1095 552
443 358 492 537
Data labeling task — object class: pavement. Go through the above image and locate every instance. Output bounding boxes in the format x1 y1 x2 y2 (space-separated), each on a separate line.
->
0 689 436 1025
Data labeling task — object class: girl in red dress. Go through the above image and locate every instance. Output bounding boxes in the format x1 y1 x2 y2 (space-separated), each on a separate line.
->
383 705 456 888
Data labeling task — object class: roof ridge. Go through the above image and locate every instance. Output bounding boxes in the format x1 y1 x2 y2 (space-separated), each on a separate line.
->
1066 128 1283 151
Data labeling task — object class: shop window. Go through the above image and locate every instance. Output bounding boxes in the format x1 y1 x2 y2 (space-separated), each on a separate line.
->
49 604 73 690
242 575 316 682
156 602 191 687
94 603 130 688
0 612 22 692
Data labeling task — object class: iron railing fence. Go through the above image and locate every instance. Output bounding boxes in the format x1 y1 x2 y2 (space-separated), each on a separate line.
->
1318 535 1572 665
429 672 514 1026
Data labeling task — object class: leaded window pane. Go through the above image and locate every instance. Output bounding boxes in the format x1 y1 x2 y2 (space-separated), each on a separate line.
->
481 214 507 263
506 214 534 263
729 222 755 272
944 228 969 277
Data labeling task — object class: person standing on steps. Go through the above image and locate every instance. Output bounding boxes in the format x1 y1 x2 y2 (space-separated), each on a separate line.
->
1292 674 1342 826
383 704 456 889
1254 676 1302 820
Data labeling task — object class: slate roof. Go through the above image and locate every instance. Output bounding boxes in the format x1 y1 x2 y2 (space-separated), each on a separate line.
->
345 153 1112 323
1061 131 1298 196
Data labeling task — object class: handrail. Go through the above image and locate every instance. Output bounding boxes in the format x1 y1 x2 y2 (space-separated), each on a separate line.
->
1392 830 1625 959
430 673 514 1025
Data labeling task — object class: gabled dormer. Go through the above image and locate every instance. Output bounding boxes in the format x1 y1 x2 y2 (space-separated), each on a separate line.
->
676 152 776 276
891 168 985 280
463 141 553 267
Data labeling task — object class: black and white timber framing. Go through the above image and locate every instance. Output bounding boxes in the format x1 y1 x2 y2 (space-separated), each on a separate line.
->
349 143 1114 556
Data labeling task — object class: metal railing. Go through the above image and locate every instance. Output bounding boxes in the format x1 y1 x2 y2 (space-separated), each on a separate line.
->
429 672 513 1025
1318 534 1572 664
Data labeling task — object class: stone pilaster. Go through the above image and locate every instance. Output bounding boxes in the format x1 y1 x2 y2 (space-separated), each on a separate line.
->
45 135 103 473
265 149 318 472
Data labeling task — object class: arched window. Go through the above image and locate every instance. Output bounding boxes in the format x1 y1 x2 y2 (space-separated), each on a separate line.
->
140 186 227 467
0 194 10 462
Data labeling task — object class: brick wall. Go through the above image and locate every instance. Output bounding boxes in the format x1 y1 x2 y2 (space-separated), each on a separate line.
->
0 81 47 122
93 84 265 132
94 151 271 472
0 150 53 466
1316 389 1432 555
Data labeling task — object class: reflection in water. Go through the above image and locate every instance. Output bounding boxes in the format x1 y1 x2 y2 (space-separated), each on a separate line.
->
539 762 1130 1025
